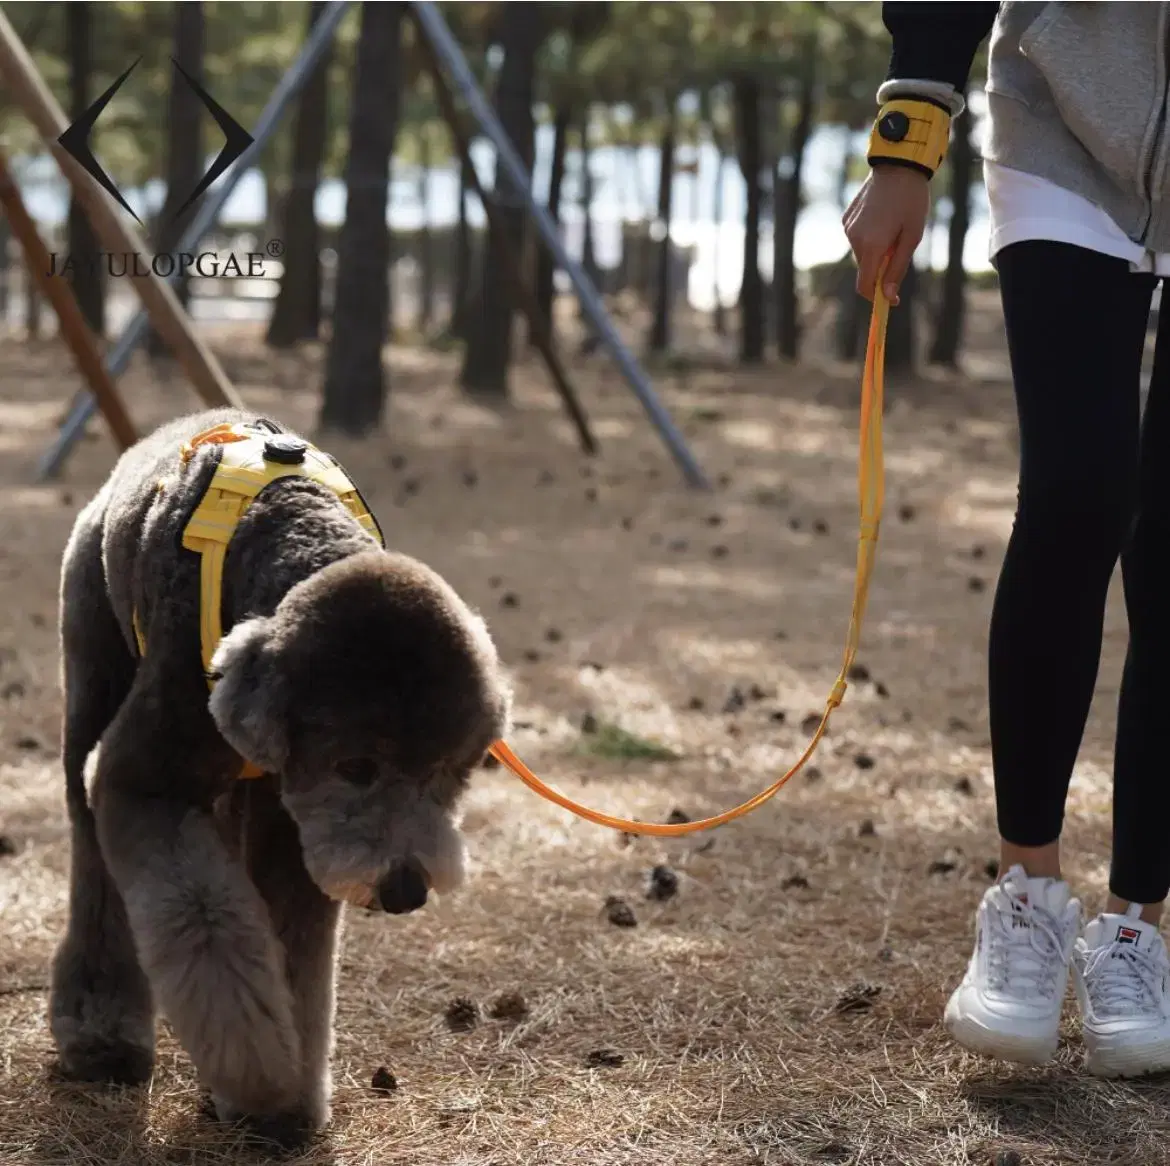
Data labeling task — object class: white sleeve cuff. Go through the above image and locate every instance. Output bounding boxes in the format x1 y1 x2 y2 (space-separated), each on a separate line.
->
876 79 965 117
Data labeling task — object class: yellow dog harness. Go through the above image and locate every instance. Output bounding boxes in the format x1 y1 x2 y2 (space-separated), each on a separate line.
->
132 420 384 778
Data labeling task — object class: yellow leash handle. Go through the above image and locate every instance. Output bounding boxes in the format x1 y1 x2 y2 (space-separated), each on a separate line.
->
488 281 890 837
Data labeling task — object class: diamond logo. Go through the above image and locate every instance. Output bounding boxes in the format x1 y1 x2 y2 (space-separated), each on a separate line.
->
57 57 254 227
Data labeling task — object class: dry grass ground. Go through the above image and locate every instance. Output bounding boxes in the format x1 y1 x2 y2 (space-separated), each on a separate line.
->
1 295 1167 1165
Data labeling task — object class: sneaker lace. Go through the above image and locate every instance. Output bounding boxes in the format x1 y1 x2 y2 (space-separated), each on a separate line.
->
1083 942 1166 1016
985 890 1067 998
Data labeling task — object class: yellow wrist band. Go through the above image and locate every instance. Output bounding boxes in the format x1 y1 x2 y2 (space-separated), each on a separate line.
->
867 97 951 178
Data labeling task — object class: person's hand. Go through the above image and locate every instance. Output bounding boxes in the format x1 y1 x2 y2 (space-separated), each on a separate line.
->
843 165 930 306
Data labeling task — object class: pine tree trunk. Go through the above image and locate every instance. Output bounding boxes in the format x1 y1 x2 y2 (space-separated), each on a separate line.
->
417 128 435 335
530 104 570 347
452 152 471 338
885 261 918 373
735 77 764 364
267 0 331 348
580 119 598 284
774 51 816 361
0 217 9 323
66 2 104 336
648 103 676 353
148 0 204 356
319 1 403 435
577 117 601 352
929 99 973 368
712 141 727 336
832 260 866 362
460 2 543 397
25 268 40 339
832 132 865 361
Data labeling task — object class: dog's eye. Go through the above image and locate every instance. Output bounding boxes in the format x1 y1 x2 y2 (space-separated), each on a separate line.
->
335 757 379 786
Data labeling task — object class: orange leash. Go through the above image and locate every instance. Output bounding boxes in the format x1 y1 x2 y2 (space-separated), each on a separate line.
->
487 281 890 837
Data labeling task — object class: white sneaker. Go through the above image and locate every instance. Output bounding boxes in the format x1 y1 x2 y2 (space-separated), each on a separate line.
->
1073 903 1170 1078
944 864 1080 1064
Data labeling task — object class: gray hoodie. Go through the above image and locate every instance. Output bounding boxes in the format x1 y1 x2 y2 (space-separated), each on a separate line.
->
880 2 1170 252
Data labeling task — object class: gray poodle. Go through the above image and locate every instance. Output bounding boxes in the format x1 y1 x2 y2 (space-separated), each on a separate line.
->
49 408 510 1146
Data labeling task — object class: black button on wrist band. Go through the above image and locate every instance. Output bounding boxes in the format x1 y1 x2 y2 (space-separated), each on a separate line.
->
878 111 910 143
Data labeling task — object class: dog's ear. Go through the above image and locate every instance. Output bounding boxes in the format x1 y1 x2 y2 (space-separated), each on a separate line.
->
207 617 288 773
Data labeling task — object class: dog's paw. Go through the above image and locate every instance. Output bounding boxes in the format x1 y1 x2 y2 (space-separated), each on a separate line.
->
53 1036 154 1087
212 1094 321 1151
49 951 155 1089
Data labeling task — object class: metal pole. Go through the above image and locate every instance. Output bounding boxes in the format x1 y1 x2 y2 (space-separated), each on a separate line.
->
0 148 138 449
409 0 710 490
35 0 352 481
414 15 597 455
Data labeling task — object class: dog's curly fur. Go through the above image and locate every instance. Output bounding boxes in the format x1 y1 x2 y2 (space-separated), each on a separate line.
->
49 408 511 1146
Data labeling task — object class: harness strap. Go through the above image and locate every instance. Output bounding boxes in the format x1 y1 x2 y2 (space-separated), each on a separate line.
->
133 420 385 780
179 448 382 679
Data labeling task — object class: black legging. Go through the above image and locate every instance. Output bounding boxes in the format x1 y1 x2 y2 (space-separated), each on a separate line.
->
991 241 1170 905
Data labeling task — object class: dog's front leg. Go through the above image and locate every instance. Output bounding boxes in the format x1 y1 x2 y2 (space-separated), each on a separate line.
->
239 780 342 1132
91 727 306 1141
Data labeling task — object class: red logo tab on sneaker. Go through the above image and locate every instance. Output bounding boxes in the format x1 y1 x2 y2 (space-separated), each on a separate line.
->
1116 925 1141 945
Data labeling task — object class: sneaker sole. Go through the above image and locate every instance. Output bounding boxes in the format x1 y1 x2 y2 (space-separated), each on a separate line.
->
944 995 1059 1066
1084 1036 1170 1079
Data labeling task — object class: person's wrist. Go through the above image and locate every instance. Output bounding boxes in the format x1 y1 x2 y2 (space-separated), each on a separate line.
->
870 158 933 182
867 97 951 178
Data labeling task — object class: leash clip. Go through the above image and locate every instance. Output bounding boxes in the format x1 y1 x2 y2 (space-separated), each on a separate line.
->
828 679 848 709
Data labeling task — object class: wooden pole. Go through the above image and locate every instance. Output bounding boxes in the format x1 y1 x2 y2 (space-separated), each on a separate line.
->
0 9 242 410
411 8 598 456
0 150 137 450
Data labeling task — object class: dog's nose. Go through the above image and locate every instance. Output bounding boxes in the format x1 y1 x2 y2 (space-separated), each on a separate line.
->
376 859 429 914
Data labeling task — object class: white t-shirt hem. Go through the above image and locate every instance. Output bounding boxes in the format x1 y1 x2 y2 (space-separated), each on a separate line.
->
984 160 1170 276
988 216 1150 267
